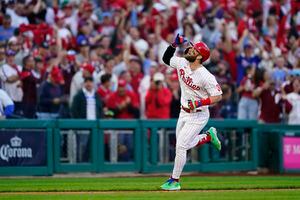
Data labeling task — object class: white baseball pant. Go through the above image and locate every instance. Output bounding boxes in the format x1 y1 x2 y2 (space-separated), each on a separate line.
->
172 110 209 179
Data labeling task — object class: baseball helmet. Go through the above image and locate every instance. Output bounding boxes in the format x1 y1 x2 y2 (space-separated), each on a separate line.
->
191 41 210 63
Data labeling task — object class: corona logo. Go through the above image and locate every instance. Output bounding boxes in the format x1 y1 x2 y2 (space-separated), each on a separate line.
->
0 136 32 162
10 136 22 147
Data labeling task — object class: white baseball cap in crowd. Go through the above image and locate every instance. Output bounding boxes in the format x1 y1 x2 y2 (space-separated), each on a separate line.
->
153 72 165 82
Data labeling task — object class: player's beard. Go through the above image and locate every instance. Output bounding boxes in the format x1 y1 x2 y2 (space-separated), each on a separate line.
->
183 47 197 62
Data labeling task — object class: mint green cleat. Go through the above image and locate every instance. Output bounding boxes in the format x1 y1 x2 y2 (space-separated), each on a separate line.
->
160 179 181 191
208 127 221 151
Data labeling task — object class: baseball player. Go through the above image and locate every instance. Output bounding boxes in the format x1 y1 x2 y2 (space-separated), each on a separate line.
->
160 34 223 191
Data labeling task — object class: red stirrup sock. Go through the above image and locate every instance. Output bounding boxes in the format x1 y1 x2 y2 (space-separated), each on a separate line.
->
196 134 211 147
170 177 179 182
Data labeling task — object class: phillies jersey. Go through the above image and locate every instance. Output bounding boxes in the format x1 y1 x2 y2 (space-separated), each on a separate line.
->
170 56 222 111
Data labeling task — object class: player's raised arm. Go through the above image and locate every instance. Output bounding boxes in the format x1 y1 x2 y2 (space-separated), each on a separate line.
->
162 34 187 66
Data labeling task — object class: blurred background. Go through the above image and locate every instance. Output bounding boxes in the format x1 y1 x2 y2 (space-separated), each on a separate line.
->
0 0 299 176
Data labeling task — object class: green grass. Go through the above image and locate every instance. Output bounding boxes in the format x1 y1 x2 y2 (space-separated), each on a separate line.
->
1 190 300 200
0 176 300 199
1 176 300 192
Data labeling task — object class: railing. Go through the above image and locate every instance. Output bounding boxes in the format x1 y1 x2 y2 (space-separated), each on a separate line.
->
0 119 299 176
141 119 259 173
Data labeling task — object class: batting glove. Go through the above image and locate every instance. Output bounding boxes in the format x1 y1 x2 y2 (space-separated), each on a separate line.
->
188 99 201 111
172 34 187 47
188 98 211 111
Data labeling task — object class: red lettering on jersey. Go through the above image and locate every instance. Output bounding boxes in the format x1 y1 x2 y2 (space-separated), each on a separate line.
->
216 84 221 92
179 69 200 91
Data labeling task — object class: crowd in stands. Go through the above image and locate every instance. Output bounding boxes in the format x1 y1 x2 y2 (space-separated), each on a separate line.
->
0 0 299 124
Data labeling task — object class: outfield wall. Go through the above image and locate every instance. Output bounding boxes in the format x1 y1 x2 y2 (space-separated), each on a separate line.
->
0 119 299 176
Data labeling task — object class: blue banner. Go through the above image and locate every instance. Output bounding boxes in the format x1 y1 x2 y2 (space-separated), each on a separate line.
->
0 129 46 166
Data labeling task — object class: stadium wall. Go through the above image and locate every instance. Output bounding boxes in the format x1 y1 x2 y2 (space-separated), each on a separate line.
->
0 119 299 176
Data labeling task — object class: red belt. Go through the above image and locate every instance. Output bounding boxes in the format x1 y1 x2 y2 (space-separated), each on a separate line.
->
181 106 202 113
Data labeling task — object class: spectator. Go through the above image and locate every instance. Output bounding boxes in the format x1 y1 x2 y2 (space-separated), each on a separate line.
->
111 47 127 77
97 73 112 105
0 45 5 68
59 51 77 118
287 34 300 68
145 72 172 119
258 37 278 73
36 41 50 65
262 10 278 39
33 56 43 80
0 0 297 123
237 66 258 120
71 76 103 163
285 78 300 125
75 35 90 64
98 11 115 36
5 1 29 27
138 66 158 119
7 36 27 67
205 49 221 74
71 76 103 119
127 57 143 94
181 20 202 44
145 32 168 65
272 56 288 90
77 20 95 46
0 49 23 116
281 70 296 95
98 35 112 54
55 12 72 50
21 55 39 118
69 62 96 106
78 2 97 23
201 15 222 49
48 38 60 58
215 61 232 86
253 70 281 123
211 84 237 119
26 0 48 24
219 85 237 119
106 79 140 161
0 89 14 119
217 21 238 82
37 66 65 119
97 55 118 91
118 70 133 92
0 15 15 42
60 50 76 95
142 47 158 76
62 2 78 36
236 30 261 85
125 27 149 58
106 79 140 119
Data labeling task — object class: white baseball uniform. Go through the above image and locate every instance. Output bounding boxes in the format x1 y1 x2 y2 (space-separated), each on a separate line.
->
169 56 222 179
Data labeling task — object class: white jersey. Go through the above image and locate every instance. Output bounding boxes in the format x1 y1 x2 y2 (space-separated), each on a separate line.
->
170 56 222 111
0 64 23 102
286 92 300 125
0 89 14 117
167 53 223 181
